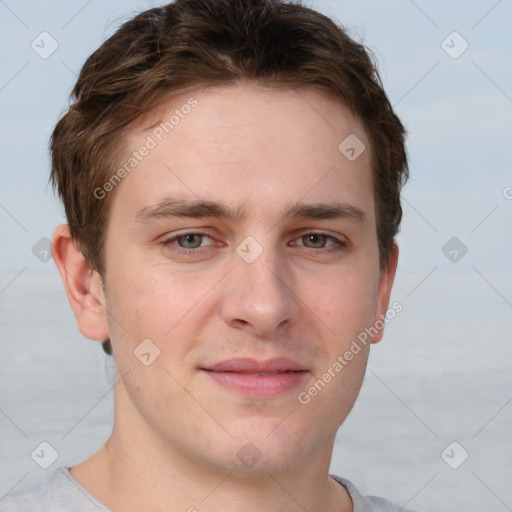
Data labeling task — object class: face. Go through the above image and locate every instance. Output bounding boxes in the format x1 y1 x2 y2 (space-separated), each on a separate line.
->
99 84 396 475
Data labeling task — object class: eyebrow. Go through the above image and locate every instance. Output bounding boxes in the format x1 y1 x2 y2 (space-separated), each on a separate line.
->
135 197 366 225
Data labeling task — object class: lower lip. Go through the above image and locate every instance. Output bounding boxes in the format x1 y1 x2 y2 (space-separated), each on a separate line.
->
202 370 308 398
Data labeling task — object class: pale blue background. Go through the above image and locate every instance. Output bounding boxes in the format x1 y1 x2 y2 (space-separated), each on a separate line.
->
1 1 511 511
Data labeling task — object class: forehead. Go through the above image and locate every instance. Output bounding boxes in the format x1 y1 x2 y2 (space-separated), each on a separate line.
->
133 84 368 153
111 84 374 224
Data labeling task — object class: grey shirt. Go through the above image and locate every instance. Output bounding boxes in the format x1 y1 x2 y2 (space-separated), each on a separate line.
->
0 467 418 511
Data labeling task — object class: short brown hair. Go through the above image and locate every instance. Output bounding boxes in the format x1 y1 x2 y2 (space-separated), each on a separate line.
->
50 0 408 353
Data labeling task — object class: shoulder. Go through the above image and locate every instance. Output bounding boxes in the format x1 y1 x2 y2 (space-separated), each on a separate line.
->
330 474 420 512
0 474 50 512
0 467 110 512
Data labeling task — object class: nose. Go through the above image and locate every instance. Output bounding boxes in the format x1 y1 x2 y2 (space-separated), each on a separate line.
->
220 240 300 338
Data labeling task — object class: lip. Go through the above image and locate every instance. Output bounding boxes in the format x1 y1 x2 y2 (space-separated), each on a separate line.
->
200 358 309 398
202 357 307 373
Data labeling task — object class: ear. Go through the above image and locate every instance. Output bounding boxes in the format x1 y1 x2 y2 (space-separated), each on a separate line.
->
51 224 109 341
371 243 399 344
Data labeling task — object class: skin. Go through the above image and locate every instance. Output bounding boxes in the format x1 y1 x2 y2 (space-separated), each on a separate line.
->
52 84 398 512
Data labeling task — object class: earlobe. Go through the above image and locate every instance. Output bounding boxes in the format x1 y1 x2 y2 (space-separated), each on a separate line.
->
371 243 399 344
51 224 110 341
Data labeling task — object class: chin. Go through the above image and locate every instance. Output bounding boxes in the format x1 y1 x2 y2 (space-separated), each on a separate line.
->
201 423 319 477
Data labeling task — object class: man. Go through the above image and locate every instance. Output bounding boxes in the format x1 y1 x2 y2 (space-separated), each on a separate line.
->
1 0 414 510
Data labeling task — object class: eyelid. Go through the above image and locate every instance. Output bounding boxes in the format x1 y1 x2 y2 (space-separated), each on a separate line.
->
161 229 346 244
161 228 349 255
161 230 216 248
291 230 349 249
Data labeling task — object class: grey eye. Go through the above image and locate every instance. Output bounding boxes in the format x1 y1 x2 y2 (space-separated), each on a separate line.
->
177 233 204 248
301 233 328 248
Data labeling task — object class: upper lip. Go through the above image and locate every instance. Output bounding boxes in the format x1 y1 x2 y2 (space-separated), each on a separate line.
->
202 357 307 373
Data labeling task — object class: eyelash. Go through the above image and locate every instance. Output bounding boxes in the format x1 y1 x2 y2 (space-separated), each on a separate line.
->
161 231 348 256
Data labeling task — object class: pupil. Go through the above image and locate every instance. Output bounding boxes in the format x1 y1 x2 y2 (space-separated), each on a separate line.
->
181 234 201 248
307 234 324 247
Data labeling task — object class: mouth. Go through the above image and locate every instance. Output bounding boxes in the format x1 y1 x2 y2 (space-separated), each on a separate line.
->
213 371 301 376
202 357 307 373
200 358 309 398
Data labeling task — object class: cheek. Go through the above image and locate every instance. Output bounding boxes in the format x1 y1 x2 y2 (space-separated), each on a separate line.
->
306 264 379 335
104 254 217 365
102 256 162 346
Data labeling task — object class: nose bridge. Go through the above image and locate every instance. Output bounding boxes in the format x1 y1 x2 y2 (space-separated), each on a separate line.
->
239 239 284 293
221 234 299 335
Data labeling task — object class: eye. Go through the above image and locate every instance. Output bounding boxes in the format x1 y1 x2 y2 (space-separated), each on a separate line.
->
161 232 215 254
174 233 207 249
160 230 348 257
294 232 347 251
301 233 330 249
